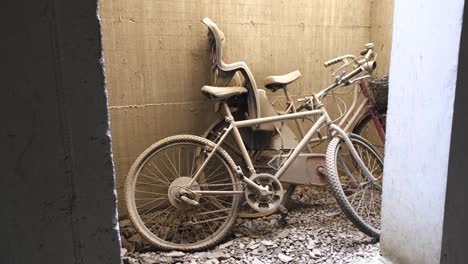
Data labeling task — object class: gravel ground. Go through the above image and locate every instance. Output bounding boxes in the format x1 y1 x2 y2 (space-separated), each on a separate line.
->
120 187 380 264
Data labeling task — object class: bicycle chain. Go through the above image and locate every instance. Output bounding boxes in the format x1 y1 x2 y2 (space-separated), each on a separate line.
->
171 182 245 191
187 216 228 225
192 182 244 188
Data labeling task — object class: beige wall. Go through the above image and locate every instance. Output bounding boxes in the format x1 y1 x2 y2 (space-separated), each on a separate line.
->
99 0 392 213
371 0 394 75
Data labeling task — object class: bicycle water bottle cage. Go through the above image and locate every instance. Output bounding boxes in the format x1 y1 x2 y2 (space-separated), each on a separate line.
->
202 17 260 120
263 70 302 92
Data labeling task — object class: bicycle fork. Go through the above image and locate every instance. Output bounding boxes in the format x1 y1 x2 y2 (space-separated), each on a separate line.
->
329 124 380 185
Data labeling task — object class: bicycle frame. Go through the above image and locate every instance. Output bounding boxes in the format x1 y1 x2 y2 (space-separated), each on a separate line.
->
277 81 383 146
357 80 386 142
188 92 378 195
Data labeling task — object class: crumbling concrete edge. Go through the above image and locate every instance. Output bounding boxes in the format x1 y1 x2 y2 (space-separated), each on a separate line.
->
96 0 123 256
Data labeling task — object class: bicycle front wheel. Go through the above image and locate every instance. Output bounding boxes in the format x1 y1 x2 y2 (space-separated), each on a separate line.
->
325 134 384 238
125 135 240 251
353 113 386 157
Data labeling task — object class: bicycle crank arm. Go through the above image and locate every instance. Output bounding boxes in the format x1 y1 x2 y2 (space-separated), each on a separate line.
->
243 176 272 195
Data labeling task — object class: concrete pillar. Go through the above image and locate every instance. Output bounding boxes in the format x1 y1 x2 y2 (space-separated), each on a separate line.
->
0 0 121 263
381 0 465 263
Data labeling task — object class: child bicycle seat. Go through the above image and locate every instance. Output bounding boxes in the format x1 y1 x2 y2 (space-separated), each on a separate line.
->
202 18 260 120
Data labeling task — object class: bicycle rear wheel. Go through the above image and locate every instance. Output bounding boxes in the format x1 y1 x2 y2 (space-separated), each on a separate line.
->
125 135 240 251
325 134 383 238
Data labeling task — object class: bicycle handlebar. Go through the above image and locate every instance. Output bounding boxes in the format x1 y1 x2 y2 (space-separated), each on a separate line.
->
323 57 341 67
324 43 375 68
340 65 364 83
296 43 377 110
340 60 376 84
323 55 355 67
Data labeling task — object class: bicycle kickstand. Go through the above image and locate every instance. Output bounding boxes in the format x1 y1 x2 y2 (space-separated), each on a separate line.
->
278 204 289 227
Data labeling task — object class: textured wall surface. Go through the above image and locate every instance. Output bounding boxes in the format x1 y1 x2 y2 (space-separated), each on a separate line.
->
371 0 394 75
381 0 464 263
0 0 121 263
99 0 393 213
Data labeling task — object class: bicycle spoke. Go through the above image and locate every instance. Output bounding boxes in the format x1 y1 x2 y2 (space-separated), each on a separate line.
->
136 178 168 188
190 149 198 177
178 147 181 177
170 213 183 243
136 197 167 210
135 189 166 196
202 177 231 185
149 161 171 184
367 185 375 221
142 167 170 185
165 152 180 178
139 199 170 216
201 196 223 209
146 206 173 227
196 207 231 217
204 164 224 181
159 212 173 240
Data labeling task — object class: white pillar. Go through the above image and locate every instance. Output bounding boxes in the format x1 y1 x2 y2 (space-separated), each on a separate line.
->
381 0 465 263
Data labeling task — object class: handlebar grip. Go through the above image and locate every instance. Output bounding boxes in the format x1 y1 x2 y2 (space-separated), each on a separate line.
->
362 60 377 72
324 57 343 67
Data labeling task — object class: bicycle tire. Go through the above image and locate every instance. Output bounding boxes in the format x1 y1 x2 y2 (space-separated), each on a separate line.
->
125 135 240 251
353 112 386 156
325 134 384 238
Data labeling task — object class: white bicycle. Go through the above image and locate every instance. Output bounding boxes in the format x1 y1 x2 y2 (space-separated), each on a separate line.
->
125 39 383 250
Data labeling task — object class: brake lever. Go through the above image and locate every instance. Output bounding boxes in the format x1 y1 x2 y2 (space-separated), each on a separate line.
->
332 58 352 78
333 71 344 84
348 75 370 85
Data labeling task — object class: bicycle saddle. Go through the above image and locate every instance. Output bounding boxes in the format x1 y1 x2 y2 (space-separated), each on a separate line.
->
201 85 248 101
264 70 302 92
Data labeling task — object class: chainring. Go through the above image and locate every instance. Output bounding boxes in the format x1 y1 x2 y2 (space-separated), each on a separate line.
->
245 173 284 213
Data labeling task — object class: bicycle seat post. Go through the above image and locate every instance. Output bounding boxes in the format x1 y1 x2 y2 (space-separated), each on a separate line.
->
282 86 312 153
